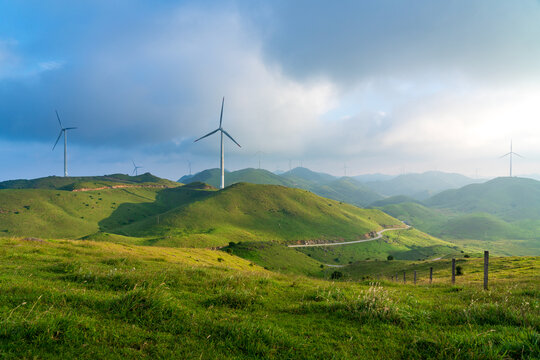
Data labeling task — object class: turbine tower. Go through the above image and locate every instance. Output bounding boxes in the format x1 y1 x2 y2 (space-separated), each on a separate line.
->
500 140 523 177
52 110 77 177
132 161 143 176
194 97 241 189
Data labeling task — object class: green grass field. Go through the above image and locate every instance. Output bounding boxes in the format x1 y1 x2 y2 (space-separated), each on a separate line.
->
0 237 538 359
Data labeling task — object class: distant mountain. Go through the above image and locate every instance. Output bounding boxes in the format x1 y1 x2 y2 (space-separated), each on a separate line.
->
281 167 337 185
308 177 383 207
369 195 420 207
353 173 395 183
365 171 483 200
179 167 382 207
425 177 540 221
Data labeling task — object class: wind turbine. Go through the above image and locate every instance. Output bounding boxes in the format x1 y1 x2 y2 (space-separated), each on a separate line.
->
132 161 143 176
500 140 523 177
52 110 77 177
194 97 241 189
255 151 265 169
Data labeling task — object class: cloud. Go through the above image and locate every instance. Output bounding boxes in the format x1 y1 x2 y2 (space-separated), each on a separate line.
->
0 4 337 155
1 1 540 180
247 0 540 86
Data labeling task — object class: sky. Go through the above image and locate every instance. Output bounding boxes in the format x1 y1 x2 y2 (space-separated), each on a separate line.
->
1 0 540 181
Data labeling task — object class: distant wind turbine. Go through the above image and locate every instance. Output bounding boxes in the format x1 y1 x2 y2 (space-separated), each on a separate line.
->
500 140 523 177
187 160 192 175
255 151 265 169
132 161 143 176
52 110 77 177
194 97 241 189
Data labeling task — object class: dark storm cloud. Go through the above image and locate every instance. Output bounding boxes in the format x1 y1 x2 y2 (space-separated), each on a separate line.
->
245 0 540 85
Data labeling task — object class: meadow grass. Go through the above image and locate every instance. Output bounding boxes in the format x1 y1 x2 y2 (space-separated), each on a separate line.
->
0 237 538 359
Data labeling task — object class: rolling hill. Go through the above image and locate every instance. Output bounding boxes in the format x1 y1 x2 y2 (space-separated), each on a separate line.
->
375 177 540 255
0 178 401 246
425 177 540 221
0 173 178 190
178 168 293 188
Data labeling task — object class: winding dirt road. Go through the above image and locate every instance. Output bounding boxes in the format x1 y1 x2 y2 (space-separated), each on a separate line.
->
287 225 410 248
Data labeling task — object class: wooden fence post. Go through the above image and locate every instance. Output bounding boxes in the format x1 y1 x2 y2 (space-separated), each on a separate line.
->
403 271 406 284
452 258 456 285
414 270 417 285
429 267 433 284
484 251 489 290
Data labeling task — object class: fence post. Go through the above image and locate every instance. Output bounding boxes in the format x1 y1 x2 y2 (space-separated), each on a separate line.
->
403 271 406 283
391 275 393 282
414 270 417 285
429 267 433 284
484 251 489 290
452 258 456 285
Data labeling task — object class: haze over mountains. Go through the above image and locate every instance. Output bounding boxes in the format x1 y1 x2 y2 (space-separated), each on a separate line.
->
179 167 483 206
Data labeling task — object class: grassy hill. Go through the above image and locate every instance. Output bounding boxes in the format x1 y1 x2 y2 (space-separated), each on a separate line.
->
365 171 482 200
425 177 540 221
113 183 401 248
0 237 538 359
178 168 293 188
0 173 178 190
375 178 540 255
0 180 403 247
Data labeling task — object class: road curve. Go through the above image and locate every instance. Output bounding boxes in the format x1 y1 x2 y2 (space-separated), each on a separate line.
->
287 225 410 248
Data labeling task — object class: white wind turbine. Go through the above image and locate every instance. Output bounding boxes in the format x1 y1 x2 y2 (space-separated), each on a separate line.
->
194 97 241 189
132 160 143 176
52 110 77 177
500 140 523 177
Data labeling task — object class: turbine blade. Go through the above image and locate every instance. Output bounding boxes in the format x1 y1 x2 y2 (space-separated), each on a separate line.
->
219 97 224 128
513 152 524 158
194 128 219 142
64 127 77 130
499 152 511 158
132 168 136 176
52 130 63 150
222 129 241 147
55 110 63 128
132 160 136 168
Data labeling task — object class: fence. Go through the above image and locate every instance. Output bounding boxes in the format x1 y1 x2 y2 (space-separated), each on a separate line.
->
386 251 490 290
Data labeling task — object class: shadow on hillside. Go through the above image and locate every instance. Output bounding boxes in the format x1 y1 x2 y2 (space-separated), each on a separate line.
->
98 183 215 235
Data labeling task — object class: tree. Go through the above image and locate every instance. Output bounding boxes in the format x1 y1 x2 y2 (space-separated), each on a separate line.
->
331 271 343 280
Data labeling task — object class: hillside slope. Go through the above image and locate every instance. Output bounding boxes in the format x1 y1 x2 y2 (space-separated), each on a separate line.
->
114 183 402 248
0 181 403 247
0 173 179 190
425 177 540 221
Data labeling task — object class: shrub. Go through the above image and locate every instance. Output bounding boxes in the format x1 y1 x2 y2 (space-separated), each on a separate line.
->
464 254 470 258
456 265 463 276
331 271 343 280
387 255 394 261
